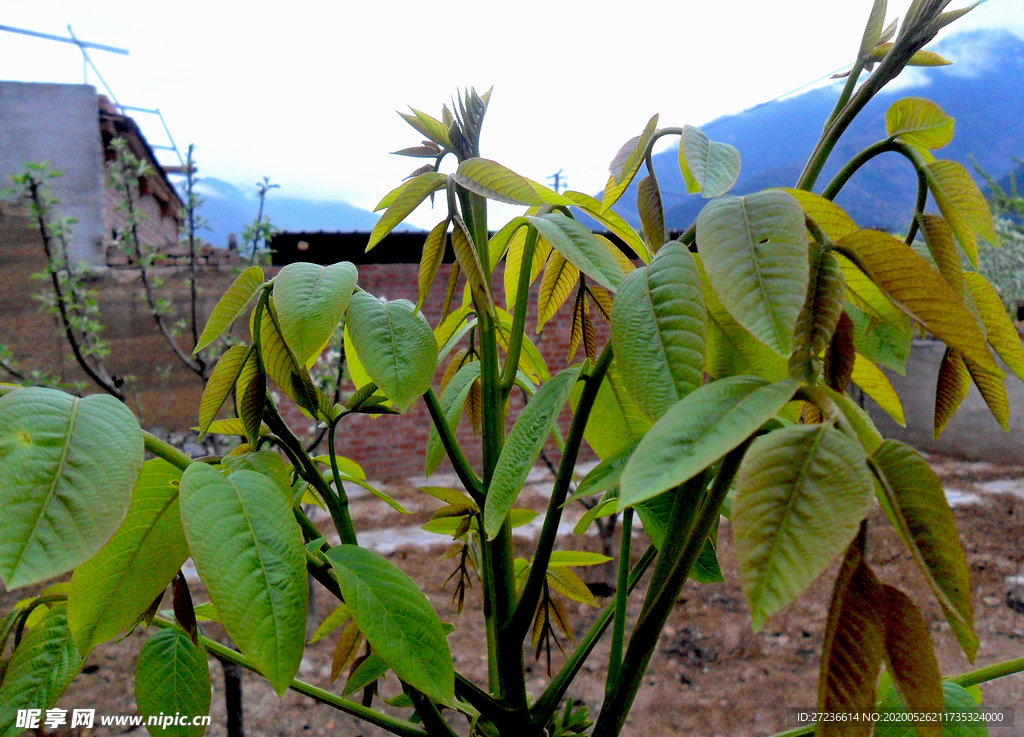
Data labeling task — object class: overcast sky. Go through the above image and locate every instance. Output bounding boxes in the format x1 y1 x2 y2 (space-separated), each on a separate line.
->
2 0 1022 228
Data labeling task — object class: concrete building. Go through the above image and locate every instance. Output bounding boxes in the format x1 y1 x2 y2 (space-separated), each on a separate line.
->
0 80 181 266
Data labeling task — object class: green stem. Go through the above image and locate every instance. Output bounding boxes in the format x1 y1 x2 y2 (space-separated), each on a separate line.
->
510 343 614 642
797 36 937 191
592 443 749 737
455 672 518 724
821 139 921 202
327 420 358 546
148 618 427 737
530 545 656 729
423 389 483 501
143 431 194 471
605 507 633 697
409 690 460 737
263 402 357 546
951 656 1024 689
823 60 864 130
474 516 502 696
906 165 930 245
500 226 539 396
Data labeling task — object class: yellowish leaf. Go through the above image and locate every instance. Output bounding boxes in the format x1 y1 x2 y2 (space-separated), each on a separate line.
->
839 230 1001 376
852 353 905 427
934 348 970 438
919 214 963 296
781 189 858 242
563 190 650 263
453 158 569 207
885 97 954 156
537 251 579 331
926 159 999 265
417 220 449 311
963 272 1024 383
602 114 659 212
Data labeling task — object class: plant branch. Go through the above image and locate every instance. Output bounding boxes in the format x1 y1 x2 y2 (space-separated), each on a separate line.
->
593 442 750 737
262 401 357 545
423 388 483 501
143 430 194 470
24 175 124 400
500 226 539 397
821 139 923 202
605 507 633 697
511 342 613 642
149 617 427 737
530 545 656 728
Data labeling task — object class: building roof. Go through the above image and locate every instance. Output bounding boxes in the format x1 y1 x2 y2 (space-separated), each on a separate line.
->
98 95 183 218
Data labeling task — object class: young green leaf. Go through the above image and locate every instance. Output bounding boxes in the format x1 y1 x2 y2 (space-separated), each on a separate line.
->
197 344 249 438
733 424 874 630
577 359 651 460
67 459 188 656
273 261 358 368
346 291 438 412
870 439 977 661
563 190 651 263
485 366 582 539
528 213 626 293
839 230 1001 375
179 465 308 695
678 125 742 198
698 256 788 381
620 376 799 510
343 652 389 697
547 551 613 567
696 190 810 357
398 108 452 149
876 680 987 737
0 604 82 732
134 628 212 737
885 97 955 160
453 158 569 207
611 242 706 420
789 249 846 381
0 388 143 589
847 304 912 375
816 541 886 737
602 114 659 211
326 545 454 704
194 265 264 353
858 0 888 61
367 172 447 252
257 299 332 420
546 567 598 607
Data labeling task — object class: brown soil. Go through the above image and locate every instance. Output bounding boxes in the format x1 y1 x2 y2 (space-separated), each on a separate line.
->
5 456 1023 737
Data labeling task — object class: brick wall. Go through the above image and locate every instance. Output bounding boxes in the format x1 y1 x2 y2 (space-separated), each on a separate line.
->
101 161 182 265
1 209 609 479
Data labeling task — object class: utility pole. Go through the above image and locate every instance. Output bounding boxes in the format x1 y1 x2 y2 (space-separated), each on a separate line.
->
547 169 567 194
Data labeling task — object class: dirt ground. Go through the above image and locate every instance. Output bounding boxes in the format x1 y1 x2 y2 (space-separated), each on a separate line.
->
6 454 1024 737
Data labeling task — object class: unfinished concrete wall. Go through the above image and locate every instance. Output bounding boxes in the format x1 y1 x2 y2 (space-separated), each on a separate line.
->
0 82 104 266
866 339 1024 462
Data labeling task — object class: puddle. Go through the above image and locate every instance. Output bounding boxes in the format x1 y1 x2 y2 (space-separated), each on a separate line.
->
976 478 1024 500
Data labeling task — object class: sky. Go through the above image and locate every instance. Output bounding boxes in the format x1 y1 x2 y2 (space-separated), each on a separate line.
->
2 0 1023 228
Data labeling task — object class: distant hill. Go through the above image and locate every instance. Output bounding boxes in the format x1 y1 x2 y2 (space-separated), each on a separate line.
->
190 177 414 249
605 29 1024 232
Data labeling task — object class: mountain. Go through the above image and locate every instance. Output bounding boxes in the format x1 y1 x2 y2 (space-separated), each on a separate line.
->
606 29 1024 233
189 177 409 248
